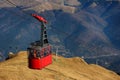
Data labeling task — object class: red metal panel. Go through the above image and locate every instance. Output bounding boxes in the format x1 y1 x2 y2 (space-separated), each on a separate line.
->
41 57 46 68
44 55 48 66
48 54 52 65
45 54 52 66
28 55 52 69
28 58 42 69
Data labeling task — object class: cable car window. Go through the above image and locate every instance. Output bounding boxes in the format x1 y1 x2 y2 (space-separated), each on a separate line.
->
36 51 40 58
44 49 47 56
40 49 44 58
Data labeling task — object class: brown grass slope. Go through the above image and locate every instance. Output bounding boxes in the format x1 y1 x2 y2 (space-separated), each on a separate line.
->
0 51 120 80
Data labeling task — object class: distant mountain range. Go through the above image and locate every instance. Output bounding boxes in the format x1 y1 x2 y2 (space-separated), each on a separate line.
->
0 0 120 74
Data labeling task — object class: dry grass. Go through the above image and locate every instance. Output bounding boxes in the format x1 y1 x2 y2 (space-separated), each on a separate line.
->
0 51 120 80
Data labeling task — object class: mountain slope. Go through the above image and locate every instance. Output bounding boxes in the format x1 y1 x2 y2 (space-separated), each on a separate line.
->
0 51 120 80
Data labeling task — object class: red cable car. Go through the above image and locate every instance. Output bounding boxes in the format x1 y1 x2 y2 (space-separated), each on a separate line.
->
27 14 52 69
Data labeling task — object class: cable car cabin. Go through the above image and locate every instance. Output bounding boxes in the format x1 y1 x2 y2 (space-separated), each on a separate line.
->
27 14 52 69
27 42 52 69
